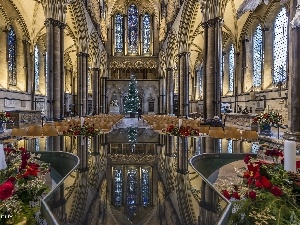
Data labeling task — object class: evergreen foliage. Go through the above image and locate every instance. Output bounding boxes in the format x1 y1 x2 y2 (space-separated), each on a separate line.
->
124 75 140 113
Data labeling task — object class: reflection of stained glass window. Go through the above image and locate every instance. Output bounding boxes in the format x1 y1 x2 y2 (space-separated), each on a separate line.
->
273 8 288 84
88 71 91 91
128 4 139 54
227 140 233 153
114 168 123 206
198 67 203 99
8 25 17 85
221 54 224 95
115 14 124 53
142 14 151 54
141 168 150 206
34 45 40 91
229 44 234 92
127 168 137 216
253 24 263 87
35 139 40 151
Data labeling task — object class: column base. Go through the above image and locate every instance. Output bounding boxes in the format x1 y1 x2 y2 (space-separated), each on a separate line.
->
283 131 300 141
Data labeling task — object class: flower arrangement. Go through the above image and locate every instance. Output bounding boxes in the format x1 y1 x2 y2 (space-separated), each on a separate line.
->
0 112 13 123
252 111 283 128
162 125 199 137
215 151 300 225
63 123 100 136
0 147 50 224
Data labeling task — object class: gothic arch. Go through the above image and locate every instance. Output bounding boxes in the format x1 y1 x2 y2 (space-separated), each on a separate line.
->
69 1 89 53
166 30 178 68
89 30 101 68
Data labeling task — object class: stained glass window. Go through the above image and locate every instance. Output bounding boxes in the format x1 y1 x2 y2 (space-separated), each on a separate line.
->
34 45 40 91
229 44 235 92
142 14 151 54
115 14 124 53
114 168 123 206
35 139 40 151
198 67 203 99
45 53 48 92
227 140 233 153
221 54 224 95
273 8 288 83
253 24 263 87
128 4 139 54
127 168 137 216
141 168 150 206
88 70 91 91
8 25 17 85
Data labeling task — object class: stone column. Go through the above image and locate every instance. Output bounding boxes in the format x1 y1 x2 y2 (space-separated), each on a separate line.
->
91 68 100 114
100 77 107 113
202 18 222 119
77 136 88 172
159 76 166 114
77 52 88 116
284 0 300 140
92 136 100 155
177 136 188 174
165 135 174 156
45 19 65 120
166 68 174 115
178 52 190 117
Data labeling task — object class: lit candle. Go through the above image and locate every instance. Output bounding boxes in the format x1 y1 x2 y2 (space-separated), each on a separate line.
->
179 119 182 128
80 117 84 127
284 140 297 172
0 143 7 170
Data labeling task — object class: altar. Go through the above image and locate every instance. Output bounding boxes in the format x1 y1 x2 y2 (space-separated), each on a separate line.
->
109 106 120 114
224 113 258 131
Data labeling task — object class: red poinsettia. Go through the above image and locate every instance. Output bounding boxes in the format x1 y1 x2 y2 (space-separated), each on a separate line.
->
0 180 14 201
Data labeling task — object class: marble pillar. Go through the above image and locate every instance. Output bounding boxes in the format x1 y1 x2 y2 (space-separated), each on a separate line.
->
284 0 300 141
159 76 166 114
77 52 88 116
202 18 222 119
177 136 189 174
166 68 174 115
178 52 190 117
45 19 65 120
77 136 88 172
91 68 100 114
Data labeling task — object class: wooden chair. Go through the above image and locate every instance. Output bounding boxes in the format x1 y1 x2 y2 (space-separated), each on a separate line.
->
209 129 225 139
198 126 210 135
242 130 258 141
225 130 241 140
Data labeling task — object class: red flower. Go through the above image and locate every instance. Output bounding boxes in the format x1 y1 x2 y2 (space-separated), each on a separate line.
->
222 190 231 200
248 190 256 199
270 186 283 197
255 180 263 188
7 177 16 183
232 191 240 200
244 154 251 164
261 176 272 189
0 181 14 200
23 165 39 177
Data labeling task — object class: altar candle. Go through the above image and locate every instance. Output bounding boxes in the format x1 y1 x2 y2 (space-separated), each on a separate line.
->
80 117 84 127
179 119 182 128
0 143 7 170
284 140 297 172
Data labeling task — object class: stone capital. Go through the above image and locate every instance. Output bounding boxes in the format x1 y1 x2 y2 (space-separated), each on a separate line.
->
177 52 190 58
91 68 100 71
201 17 223 28
166 67 174 71
77 52 89 57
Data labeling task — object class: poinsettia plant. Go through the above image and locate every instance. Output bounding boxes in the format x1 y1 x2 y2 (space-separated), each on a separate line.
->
0 147 50 224
0 111 13 123
215 152 300 224
252 110 283 128
63 123 100 136
162 124 199 137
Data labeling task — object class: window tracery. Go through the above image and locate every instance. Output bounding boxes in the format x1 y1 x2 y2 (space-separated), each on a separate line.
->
142 14 151 54
34 45 40 92
253 24 263 87
8 25 17 85
229 44 235 92
273 8 288 84
128 4 139 54
115 14 124 53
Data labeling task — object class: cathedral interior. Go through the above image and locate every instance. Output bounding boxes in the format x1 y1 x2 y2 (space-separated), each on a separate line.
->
0 0 300 224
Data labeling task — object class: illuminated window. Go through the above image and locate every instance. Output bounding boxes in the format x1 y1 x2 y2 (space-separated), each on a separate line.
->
229 44 235 92
141 168 150 206
8 25 17 85
128 4 139 54
273 8 288 83
115 14 124 53
142 14 151 54
34 45 40 91
127 168 137 215
114 168 123 206
253 24 263 87
197 67 203 99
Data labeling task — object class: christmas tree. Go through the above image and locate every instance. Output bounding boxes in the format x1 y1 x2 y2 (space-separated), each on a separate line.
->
124 74 140 113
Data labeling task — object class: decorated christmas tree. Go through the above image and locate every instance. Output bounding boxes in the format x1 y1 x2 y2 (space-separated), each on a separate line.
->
124 74 140 113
